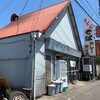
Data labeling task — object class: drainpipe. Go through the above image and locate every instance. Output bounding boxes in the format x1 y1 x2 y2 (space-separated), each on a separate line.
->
30 33 38 100
33 40 37 100
67 57 70 84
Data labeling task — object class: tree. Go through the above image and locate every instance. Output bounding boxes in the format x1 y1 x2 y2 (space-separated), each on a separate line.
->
95 56 100 65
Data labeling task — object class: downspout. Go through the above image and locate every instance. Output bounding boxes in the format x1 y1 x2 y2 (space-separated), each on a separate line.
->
33 40 37 100
30 33 37 100
67 57 70 84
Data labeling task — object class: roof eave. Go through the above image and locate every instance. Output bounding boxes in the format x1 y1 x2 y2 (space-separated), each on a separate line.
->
0 30 40 40
68 4 83 53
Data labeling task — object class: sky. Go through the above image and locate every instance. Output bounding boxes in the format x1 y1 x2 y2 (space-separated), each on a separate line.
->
0 0 99 46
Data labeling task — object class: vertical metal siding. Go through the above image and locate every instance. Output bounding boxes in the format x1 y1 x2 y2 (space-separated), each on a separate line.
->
45 8 78 50
0 34 33 88
35 40 46 97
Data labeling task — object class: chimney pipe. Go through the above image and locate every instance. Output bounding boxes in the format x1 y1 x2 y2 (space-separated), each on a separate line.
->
11 13 19 22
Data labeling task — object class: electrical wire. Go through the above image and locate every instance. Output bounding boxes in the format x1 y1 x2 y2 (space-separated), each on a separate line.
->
30 0 76 47
74 0 99 26
81 0 94 17
0 0 14 15
16 0 29 34
85 0 98 18
31 0 44 31
19 0 29 16
30 0 78 49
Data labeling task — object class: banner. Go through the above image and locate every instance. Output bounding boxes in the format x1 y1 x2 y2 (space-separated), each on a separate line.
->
84 17 96 56
95 40 100 55
96 26 100 37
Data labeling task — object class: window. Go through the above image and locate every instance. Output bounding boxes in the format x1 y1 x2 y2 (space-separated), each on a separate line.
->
83 58 92 65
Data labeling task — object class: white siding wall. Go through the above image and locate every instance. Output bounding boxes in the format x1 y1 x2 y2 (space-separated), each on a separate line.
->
35 40 46 96
45 8 78 50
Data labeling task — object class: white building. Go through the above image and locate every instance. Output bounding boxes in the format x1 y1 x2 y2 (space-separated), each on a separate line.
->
0 1 82 99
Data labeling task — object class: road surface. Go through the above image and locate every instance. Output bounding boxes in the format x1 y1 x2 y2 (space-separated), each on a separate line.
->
72 81 100 100
37 80 100 100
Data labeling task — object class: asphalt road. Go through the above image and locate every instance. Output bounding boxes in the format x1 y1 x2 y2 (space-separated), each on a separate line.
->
72 81 100 100
37 80 100 100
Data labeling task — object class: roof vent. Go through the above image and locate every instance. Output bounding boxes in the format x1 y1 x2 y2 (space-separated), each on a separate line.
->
11 13 19 22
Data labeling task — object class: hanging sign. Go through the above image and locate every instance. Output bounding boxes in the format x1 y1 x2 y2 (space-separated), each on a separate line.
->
70 60 76 67
84 17 96 56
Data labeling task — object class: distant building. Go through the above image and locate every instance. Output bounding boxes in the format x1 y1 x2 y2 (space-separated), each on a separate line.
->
96 26 100 37
95 40 100 56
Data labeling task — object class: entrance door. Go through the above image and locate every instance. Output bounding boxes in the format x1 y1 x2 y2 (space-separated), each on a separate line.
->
46 55 51 86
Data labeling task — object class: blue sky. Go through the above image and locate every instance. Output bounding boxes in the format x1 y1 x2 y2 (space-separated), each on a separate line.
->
71 0 99 46
0 0 99 46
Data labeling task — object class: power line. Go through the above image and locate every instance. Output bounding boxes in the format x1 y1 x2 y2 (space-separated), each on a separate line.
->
74 0 100 26
16 0 29 34
85 0 98 18
31 0 44 31
98 0 100 16
99 0 100 8
0 0 14 15
81 0 94 17
19 0 29 16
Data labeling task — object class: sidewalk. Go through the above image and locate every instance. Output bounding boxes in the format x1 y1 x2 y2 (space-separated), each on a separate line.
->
37 80 90 100
68 81 88 90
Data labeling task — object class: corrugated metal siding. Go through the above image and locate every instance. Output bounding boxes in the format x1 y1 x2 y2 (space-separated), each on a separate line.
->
35 40 46 96
0 34 32 88
0 33 46 96
45 8 78 50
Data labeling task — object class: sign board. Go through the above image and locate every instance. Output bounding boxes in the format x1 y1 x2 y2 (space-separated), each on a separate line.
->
84 17 96 56
46 38 82 58
70 60 76 67
96 26 100 37
95 40 100 55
